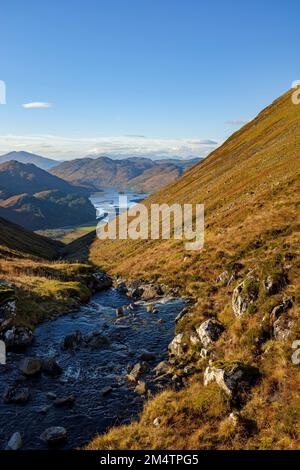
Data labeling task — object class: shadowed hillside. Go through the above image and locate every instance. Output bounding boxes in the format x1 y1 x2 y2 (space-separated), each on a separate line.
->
88 89 300 450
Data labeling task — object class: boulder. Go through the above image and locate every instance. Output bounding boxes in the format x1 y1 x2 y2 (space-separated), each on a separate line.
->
42 358 62 377
168 333 187 357
40 426 67 445
127 362 148 382
61 330 82 350
140 350 156 362
19 357 42 376
140 284 164 301
3 385 30 404
196 319 225 348
92 272 112 292
85 331 110 349
6 432 22 450
47 392 57 400
232 276 259 317
3 327 33 351
204 362 260 397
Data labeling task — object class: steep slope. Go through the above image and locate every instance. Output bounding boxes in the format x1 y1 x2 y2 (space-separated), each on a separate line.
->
0 151 59 170
50 156 198 193
0 190 96 230
0 160 89 198
0 216 62 259
88 89 300 450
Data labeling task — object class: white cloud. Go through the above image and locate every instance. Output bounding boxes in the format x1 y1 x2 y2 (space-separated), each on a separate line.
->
0 133 219 160
22 102 52 109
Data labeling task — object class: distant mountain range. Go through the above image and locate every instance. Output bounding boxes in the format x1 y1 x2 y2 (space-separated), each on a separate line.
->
0 151 59 170
50 156 201 193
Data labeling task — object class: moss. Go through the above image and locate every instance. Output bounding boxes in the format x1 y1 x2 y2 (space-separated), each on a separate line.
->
243 278 260 300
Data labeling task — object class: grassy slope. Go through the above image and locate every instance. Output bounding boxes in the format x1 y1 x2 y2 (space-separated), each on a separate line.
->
0 216 95 327
88 90 300 449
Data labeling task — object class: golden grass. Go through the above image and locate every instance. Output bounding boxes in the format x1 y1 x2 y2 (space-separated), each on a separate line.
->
87 89 300 450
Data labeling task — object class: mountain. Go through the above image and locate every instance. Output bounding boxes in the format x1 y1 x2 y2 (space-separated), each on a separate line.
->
0 190 96 230
88 89 300 449
50 156 200 193
0 151 59 170
0 160 89 198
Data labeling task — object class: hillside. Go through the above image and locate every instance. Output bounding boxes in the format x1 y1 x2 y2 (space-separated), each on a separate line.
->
0 151 59 170
0 216 98 327
88 89 300 450
0 216 62 259
0 190 96 230
50 156 199 193
0 160 89 198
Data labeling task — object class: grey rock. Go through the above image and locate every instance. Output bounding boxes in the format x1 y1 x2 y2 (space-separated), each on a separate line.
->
19 357 42 376
168 333 187 357
204 363 260 397
264 272 287 296
232 275 259 317
127 362 148 382
3 327 33 350
46 392 57 400
40 426 67 445
6 432 22 450
100 386 113 396
196 319 225 348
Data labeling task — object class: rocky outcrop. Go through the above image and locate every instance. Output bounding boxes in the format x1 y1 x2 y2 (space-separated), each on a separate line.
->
168 333 188 357
195 319 225 348
19 357 42 376
40 426 67 445
134 380 147 395
204 362 260 398
232 275 259 317
273 317 294 341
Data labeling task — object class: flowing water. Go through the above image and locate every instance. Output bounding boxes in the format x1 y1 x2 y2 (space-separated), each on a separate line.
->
0 288 184 449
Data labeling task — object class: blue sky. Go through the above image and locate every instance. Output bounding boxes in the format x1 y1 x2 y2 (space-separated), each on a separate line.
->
0 0 300 160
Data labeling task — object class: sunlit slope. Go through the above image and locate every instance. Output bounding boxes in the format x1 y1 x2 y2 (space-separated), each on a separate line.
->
90 89 300 290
